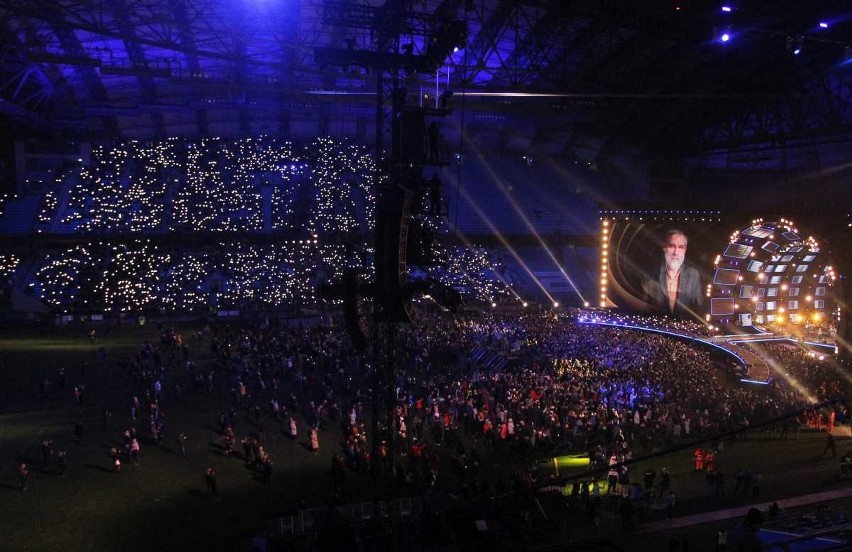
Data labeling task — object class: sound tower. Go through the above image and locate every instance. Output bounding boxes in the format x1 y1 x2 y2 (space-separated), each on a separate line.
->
374 182 414 323
341 269 370 352
374 104 427 323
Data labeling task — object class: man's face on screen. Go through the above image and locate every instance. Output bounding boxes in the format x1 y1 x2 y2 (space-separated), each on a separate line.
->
664 233 687 273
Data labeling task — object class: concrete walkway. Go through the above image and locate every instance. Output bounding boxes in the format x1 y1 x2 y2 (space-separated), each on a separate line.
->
636 485 852 534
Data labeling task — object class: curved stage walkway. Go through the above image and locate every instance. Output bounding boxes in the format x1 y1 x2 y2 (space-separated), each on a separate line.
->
712 332 837 385
580 318 773 384
580 316 838 385
711 335 772 384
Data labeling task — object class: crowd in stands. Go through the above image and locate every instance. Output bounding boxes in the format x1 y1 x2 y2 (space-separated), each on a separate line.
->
38 136 377 235
26 240 514 314
0 253 20 282
0 136 525 314
0 193 14 217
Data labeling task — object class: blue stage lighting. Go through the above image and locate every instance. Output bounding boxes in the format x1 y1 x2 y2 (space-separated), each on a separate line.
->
721 6 732 12
721 32 731 42
819 22 829 29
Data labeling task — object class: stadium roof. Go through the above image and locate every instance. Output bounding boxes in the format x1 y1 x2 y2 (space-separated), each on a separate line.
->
2 0 851 163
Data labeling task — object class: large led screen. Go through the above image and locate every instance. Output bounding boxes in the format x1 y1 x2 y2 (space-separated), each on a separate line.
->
605 220 721 319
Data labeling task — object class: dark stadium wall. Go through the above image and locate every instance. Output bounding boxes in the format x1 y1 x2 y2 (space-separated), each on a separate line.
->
440 149 649 238
683 165 852 222
0 134 15 195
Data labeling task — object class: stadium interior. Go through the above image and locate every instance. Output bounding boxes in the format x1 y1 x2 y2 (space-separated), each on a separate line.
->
1 1 851 551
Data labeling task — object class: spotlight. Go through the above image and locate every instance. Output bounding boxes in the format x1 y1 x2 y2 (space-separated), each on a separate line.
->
819 22 829 29
787 36 804 56
553 301 559 308
425 20 468 68
721 6 732 12
713 26 733 44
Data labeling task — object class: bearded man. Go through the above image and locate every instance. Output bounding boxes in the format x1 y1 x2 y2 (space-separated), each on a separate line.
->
642 229 702 317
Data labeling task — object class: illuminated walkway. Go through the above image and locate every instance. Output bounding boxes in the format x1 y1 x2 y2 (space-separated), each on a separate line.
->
579 317 772 383
720 339 772 383
714 331 838 385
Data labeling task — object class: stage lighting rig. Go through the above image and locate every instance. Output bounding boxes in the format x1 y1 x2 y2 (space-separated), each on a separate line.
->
425 19 467 71
316 3 467 77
